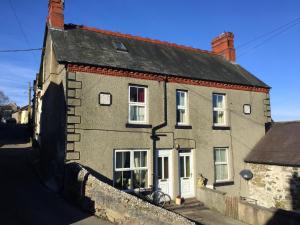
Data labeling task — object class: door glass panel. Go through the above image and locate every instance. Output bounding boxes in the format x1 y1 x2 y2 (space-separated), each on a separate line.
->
180 156 184 178
164 157 169 179
186 156 190 177
158 157 162 179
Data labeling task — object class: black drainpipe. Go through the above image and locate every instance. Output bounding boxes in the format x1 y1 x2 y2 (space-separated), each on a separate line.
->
151 77 168 190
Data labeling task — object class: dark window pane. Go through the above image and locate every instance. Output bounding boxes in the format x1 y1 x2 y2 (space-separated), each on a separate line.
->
138 88 145 102
158 157 162 179
213 94 218 108
130 87 137 102
186 156 190 177
123 152 130 168
164 157 169 179
116 152 122 169
180 156 184 178
141 151 147 167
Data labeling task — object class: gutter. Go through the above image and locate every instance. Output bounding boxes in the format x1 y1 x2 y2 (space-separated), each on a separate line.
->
151 77 168 190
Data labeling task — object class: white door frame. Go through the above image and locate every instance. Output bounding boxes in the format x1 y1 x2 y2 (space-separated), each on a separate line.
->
156 149 174 199
178 149 195 198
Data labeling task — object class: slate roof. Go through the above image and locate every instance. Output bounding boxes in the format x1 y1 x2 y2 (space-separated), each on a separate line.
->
49 26 269 88
245 122 300 166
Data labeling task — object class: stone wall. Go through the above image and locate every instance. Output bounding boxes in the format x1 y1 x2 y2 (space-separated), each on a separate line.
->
196 187 300 225
247 163 300 210
64 163 194 225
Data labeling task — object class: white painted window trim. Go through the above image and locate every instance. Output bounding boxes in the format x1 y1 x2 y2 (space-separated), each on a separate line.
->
176 90 189 125
214 147 230 183
213 93 227 126
128 85 148 124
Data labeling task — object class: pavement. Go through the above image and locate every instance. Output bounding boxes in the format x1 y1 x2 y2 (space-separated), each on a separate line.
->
0 124 112 225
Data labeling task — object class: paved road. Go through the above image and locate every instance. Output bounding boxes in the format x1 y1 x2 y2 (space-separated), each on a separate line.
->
0 124 112 225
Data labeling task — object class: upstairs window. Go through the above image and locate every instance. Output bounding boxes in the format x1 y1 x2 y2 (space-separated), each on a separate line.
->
129 85 147 123
214 147 230 182
213 93 226 126
176 90 188 125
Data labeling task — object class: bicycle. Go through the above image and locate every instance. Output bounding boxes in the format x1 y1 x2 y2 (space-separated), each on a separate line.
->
134 185 171 207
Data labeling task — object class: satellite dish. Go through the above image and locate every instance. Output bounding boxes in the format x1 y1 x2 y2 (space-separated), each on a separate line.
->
240 169 253 180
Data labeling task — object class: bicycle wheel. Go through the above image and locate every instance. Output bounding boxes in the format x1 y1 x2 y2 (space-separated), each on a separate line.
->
151 190 165 207
151 191 164 206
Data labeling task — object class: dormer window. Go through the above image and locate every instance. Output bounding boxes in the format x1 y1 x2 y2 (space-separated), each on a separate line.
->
113 41 128 52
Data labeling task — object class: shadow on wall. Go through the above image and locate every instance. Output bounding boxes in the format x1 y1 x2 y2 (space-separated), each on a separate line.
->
39 81 66 192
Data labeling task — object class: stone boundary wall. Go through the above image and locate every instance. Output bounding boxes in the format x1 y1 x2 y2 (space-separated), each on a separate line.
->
196 187 300 225
63 163 194 225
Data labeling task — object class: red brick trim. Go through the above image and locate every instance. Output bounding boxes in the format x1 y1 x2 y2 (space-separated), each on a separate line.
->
79 26 215 56
67 64 269 93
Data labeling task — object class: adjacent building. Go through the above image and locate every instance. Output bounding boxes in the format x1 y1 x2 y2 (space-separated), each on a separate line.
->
33 0 271 198
245 121 300 211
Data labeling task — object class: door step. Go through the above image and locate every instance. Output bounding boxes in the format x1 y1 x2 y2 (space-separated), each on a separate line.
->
164 198 205 211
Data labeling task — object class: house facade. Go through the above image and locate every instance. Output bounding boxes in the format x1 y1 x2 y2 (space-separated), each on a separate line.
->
33 0 271 198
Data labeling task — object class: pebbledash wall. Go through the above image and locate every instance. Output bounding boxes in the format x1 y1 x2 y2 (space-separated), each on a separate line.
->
247 163 300 210
64 66 270 199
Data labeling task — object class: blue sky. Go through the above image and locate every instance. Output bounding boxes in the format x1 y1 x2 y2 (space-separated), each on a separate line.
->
0 0 299 121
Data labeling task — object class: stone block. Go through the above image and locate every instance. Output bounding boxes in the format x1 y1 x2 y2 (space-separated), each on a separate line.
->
67 90 76 98
68 98 81 106
67 133 80 142
67 107 75 115
67 143 74 151
67 116 81 124
67 124 75 129
67 128 75 133
66 151 80 160
68 81 81 89
68 72 76 80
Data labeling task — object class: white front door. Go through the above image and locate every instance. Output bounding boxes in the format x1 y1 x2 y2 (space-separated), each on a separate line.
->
157 150 173 199
179 150 194 198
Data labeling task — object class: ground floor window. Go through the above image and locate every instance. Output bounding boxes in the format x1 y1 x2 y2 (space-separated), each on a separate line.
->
214 147 230 182
114 149 148 190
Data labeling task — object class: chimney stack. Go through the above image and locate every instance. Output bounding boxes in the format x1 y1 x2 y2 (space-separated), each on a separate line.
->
48 0 64 29
211 32 236 62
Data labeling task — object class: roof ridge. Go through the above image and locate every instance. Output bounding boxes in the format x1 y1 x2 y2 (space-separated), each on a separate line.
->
74 25 216 56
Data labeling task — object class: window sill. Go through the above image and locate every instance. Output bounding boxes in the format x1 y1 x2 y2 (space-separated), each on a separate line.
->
214 181 234 187
212 126 231 130
175 125 192 129
126 123 152 128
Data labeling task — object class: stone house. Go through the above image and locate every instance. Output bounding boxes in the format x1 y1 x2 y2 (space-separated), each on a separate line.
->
33 0 272 198
245 121 300 211
12 105 29 124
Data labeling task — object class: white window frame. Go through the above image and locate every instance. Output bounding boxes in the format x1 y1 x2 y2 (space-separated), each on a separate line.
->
214 147 230 183
176 90 189 125
213 93 227 126
128 85 148 124
114 149 149 190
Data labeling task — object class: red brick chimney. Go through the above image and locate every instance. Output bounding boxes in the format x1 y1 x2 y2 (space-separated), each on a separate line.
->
211 32 236 62
48 0 64 29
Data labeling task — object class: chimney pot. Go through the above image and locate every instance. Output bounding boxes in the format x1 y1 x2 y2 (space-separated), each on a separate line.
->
48 0 64 29
211 32 236 62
